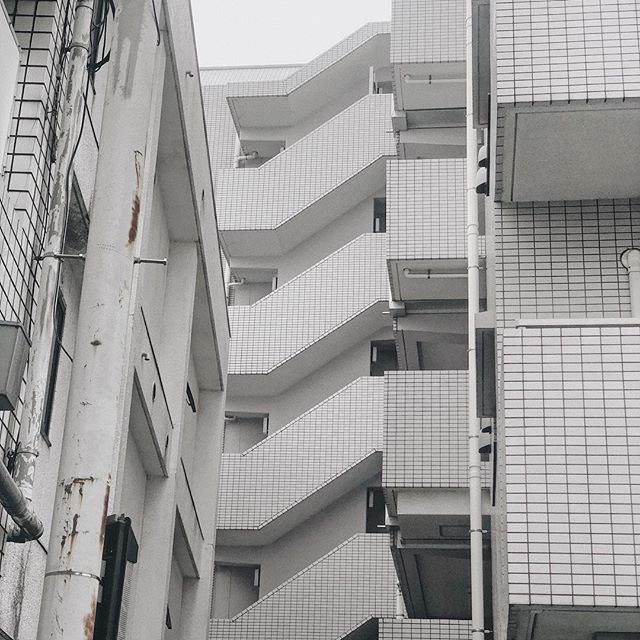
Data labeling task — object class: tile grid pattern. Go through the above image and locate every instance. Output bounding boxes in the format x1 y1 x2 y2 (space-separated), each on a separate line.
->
217 377 383 530
386 159 467 261
216 94 396 231
200 67 300 172
0 0 72 571
391 0 466 64
493 1 640 198
209 534 396 640
383 371 489 489
224 23 390 100
494 0 640 104
493 197 640 609
228 233 388 375
494 199 640 324
503 325 640 607
379 618 472 640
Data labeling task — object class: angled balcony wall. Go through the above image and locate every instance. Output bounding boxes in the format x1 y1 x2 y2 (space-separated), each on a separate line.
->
225 23 390 132
217 377 383 545
217 95 396 255
228 233 389 395
209 534 396 640
387 159 478 302
494 0 640 201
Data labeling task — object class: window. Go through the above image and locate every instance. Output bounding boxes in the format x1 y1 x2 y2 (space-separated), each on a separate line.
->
223 413 269 453
228 269 278 306
41 296 66 440
373 198 386 233
370 340 397 377
366 488 387 533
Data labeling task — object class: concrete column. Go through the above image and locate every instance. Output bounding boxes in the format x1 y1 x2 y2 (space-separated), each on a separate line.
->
36 2 164 638
127 241 198 639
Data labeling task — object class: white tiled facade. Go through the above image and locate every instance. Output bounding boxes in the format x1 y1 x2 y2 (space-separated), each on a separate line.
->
204 1 640 639
218 377 383 531
503 324 640 607
391 0 465 64
228 233 388 375
384 371 489 490
216 95 395 231
209 535 396 640
386 159 467 262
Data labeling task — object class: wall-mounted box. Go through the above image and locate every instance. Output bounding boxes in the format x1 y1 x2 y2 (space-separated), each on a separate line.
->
0 321 29 411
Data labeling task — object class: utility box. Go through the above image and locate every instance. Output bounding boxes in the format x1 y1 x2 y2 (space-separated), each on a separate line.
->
94 515 139 640
0 321 29 411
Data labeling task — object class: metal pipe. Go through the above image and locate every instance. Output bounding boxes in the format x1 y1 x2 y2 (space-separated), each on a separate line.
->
1 459 43 542
403 268 467 279
403 74 466 85
234 151 259 167
621 248 640 316
466 0 485 637
9 0 94 544
36 0 162 636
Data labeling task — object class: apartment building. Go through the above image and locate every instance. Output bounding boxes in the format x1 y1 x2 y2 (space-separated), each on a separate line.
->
0 1 228 639
204 1 640 639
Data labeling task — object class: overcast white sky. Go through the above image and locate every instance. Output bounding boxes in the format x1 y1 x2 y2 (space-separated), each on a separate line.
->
190 0 391 68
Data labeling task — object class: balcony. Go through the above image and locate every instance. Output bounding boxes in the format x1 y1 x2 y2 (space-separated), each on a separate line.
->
217 377 383 546
387 159 484 304
501 318 640 639
383 371 491 620
390 0 466 159
224 23 390 134
379 619 472 639
227 234 389 395
209 534 396 640
216 95 396 256
493 2 640 202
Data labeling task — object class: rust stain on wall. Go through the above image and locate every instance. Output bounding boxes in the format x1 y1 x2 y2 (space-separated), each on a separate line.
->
82 593 97 640
128 151 143 245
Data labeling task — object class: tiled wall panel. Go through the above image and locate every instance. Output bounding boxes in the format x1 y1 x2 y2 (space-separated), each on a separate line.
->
494 199 640 324
379 618 472 640
201 66 301 173
228 233 388 375
503 324 640 607
210 534 396 639
0 0 72 568
391 0 465 64
384 371 489 489
218 377 383 530
216 94 395 231
224 23 389 99
387 159 467 261
494 0 640 104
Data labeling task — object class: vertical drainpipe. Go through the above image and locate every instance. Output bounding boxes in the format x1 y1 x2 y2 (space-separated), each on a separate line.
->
621 248 640 316
36 1 161 638
9 0 95 541
466 0 485 639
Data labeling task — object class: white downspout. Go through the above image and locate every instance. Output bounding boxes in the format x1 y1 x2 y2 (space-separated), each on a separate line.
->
466 0 485 638
9 0 95 541
621 248 640 316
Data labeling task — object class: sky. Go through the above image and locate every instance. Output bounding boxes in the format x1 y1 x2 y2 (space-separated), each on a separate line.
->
190 0 391 68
